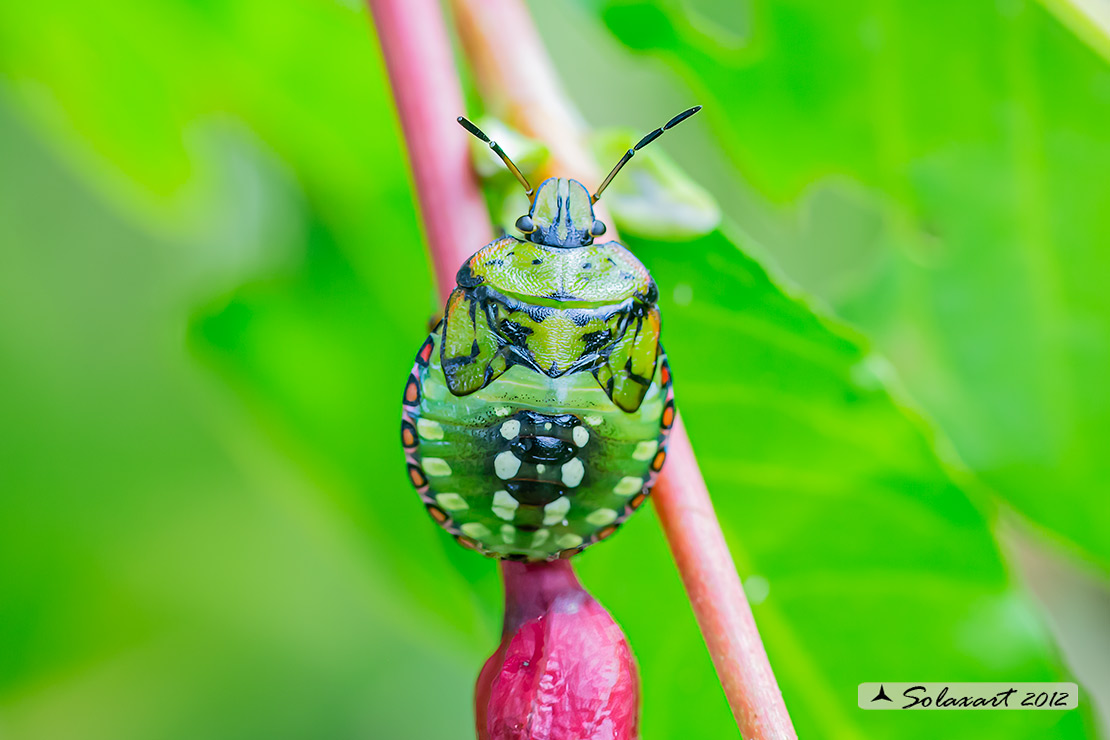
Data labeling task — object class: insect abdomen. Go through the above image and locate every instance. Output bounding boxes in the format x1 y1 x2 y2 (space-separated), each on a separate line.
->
401 325 674 561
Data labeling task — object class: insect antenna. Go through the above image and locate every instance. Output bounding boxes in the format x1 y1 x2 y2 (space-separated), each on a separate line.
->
591 105 702 204
457 116 535 200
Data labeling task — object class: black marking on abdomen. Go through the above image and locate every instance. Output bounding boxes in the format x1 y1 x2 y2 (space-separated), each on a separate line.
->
511 435 576 465
505 479 566 507
519 410 577 428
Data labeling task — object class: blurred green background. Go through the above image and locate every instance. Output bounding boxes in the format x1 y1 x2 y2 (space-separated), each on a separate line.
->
1 0 1108 738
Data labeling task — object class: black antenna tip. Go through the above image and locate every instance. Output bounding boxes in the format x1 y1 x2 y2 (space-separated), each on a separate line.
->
457 116 490 142
663 105 703 130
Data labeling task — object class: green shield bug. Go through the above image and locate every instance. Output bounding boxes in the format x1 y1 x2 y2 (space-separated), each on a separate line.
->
401 107 700 561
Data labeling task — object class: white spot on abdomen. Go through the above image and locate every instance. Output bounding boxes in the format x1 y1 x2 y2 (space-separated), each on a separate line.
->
460 522 490 539
543 497 570 525
586 508 618 526
495 451 521 480
614 476 643 496
423 458 452 476
555 533 583 549
561 458 584 488
492 489 519 521
417 419 444 440
435 493 468 511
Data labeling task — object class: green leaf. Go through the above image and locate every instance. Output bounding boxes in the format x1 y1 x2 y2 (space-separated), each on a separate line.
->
0 0 1096 738
582 0 1110 568
0 102 478 740
576 224 1088 739
191 126 1091 738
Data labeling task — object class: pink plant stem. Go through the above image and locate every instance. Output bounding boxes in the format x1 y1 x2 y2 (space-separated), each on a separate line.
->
367 0 492 302
450 1 797 737
654 419 797 739
370 0 796 736
449 0 597 186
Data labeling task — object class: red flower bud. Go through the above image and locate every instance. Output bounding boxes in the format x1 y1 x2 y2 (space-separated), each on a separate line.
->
476 561 640 740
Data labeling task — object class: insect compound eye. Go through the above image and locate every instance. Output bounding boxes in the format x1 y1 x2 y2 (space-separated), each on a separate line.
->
515 214 536 234
590 219 607 237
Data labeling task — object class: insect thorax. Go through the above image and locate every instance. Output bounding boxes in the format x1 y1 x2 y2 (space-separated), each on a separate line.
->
445 237 661 413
